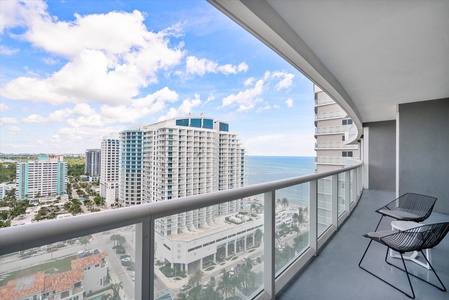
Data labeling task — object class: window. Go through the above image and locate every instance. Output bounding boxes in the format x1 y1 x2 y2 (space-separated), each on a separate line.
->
342 151 353 157
342 119 353 125
342 135 345 141
61 291 70 298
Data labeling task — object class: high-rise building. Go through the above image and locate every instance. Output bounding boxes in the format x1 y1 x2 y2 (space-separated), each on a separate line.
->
314 84 360 231
140 117 245 236
314 84 360 173
85 149 101 177
100 134 120 207
16 155 67 200
119 127 144 206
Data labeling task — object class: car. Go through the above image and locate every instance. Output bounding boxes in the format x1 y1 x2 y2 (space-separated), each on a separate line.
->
180 284 192 291
120 254 131 259
121 257 131 262
127 264 135 271
210 276 216 287
228 267 235 276
202 282 209 290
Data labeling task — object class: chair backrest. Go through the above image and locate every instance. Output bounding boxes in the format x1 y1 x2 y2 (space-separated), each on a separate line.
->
381 222 449 253
396 193 437 219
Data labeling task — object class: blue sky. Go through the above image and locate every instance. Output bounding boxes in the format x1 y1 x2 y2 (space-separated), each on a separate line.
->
0 0 315 156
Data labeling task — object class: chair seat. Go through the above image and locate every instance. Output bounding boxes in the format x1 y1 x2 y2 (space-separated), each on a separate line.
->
377 209 421 220
364 229 399 242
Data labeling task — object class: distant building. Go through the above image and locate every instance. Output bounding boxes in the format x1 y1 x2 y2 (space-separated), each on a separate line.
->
314 84 360 172
145 117 244 236
0 183 7 200
314 84 360 231
0 252 108 300
85 149 101 177
119 127 144 206
16 155 67 200
100 134 120 207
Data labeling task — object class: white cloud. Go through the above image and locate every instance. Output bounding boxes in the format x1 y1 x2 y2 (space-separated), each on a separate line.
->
42 57 59 65
286 98 294 107
1 6 184 106
23 114 46 123
0 103 9 112
0 117 18 124
273 71 294 90
159 94 202 121
0 45 18 55
244 78 254 86
8 125 21 134
222 79 264 111
256 105 272 112
185 56 248 76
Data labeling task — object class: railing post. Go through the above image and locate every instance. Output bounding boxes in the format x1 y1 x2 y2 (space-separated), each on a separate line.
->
135 219 154 300
331 174 338 229
345 171 350 213
309 180 317 254
264 191 276 298
351 170 356 207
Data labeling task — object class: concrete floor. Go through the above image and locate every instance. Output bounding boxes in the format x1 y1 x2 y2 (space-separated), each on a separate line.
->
278 190 449 300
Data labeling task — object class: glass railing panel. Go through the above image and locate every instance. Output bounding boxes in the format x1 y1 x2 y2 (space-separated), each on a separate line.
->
160 198 264 300
337 173 346 217
0 225 136 300
349 170 354 205
275 183 310 276
317 176 333 237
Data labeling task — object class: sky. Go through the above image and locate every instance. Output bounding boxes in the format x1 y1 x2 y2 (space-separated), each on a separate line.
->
0 0 315 156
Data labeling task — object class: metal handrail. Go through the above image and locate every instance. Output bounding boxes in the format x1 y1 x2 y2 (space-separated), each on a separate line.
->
0 161 362 255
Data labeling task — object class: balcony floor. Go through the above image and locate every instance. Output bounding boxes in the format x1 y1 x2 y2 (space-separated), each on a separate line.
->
278 190 449 300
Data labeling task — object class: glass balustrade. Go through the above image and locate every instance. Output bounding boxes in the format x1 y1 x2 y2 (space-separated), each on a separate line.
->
0 162 362 300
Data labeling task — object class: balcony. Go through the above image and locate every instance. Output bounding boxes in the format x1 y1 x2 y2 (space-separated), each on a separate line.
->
1 163 364 300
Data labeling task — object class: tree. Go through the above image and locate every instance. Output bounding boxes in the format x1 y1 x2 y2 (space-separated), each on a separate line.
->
79 236 91 248
108 282 123 300
281 197 289 208
217 269 235 299
201 286 223 300
176 293 188 300
255 229 263 245
188 270 203 288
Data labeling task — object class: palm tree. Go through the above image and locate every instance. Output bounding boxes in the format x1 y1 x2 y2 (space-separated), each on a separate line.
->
201 286 223 300
255 229 263 245
108 282 123 300
176 293 188 300
188 270 203 288
281 197 289 208
243 257 253 270
217 269 235 299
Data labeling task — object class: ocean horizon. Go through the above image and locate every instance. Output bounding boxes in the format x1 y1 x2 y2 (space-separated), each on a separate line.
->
245 156 315 207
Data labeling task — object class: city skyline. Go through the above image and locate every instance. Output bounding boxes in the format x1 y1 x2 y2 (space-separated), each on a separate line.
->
0 0 315 156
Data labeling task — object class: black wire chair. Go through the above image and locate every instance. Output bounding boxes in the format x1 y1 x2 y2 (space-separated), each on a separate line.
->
359 222 449 299
373 193 437 231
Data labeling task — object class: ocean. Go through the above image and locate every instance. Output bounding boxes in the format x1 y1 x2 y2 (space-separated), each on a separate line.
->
245 156 315 207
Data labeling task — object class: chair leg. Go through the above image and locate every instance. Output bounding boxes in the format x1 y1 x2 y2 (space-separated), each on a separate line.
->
399 252 416 299
374 215 384 232
385 250 447 292
420 250 447 292
359 243 416 299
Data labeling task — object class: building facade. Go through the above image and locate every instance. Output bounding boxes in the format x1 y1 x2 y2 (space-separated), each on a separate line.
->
140 117 245 236
314 84 360 231
85 149 101 177
119 127 144 206
16 155 67 200
100 134 120 207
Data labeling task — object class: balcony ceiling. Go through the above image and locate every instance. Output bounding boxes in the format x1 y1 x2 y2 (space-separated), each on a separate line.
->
209 0 449 126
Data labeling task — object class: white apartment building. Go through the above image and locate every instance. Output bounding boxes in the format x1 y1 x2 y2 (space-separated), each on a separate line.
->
141 117 245 236
16 155 67 201
100 134 120 207
314 84 360 231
